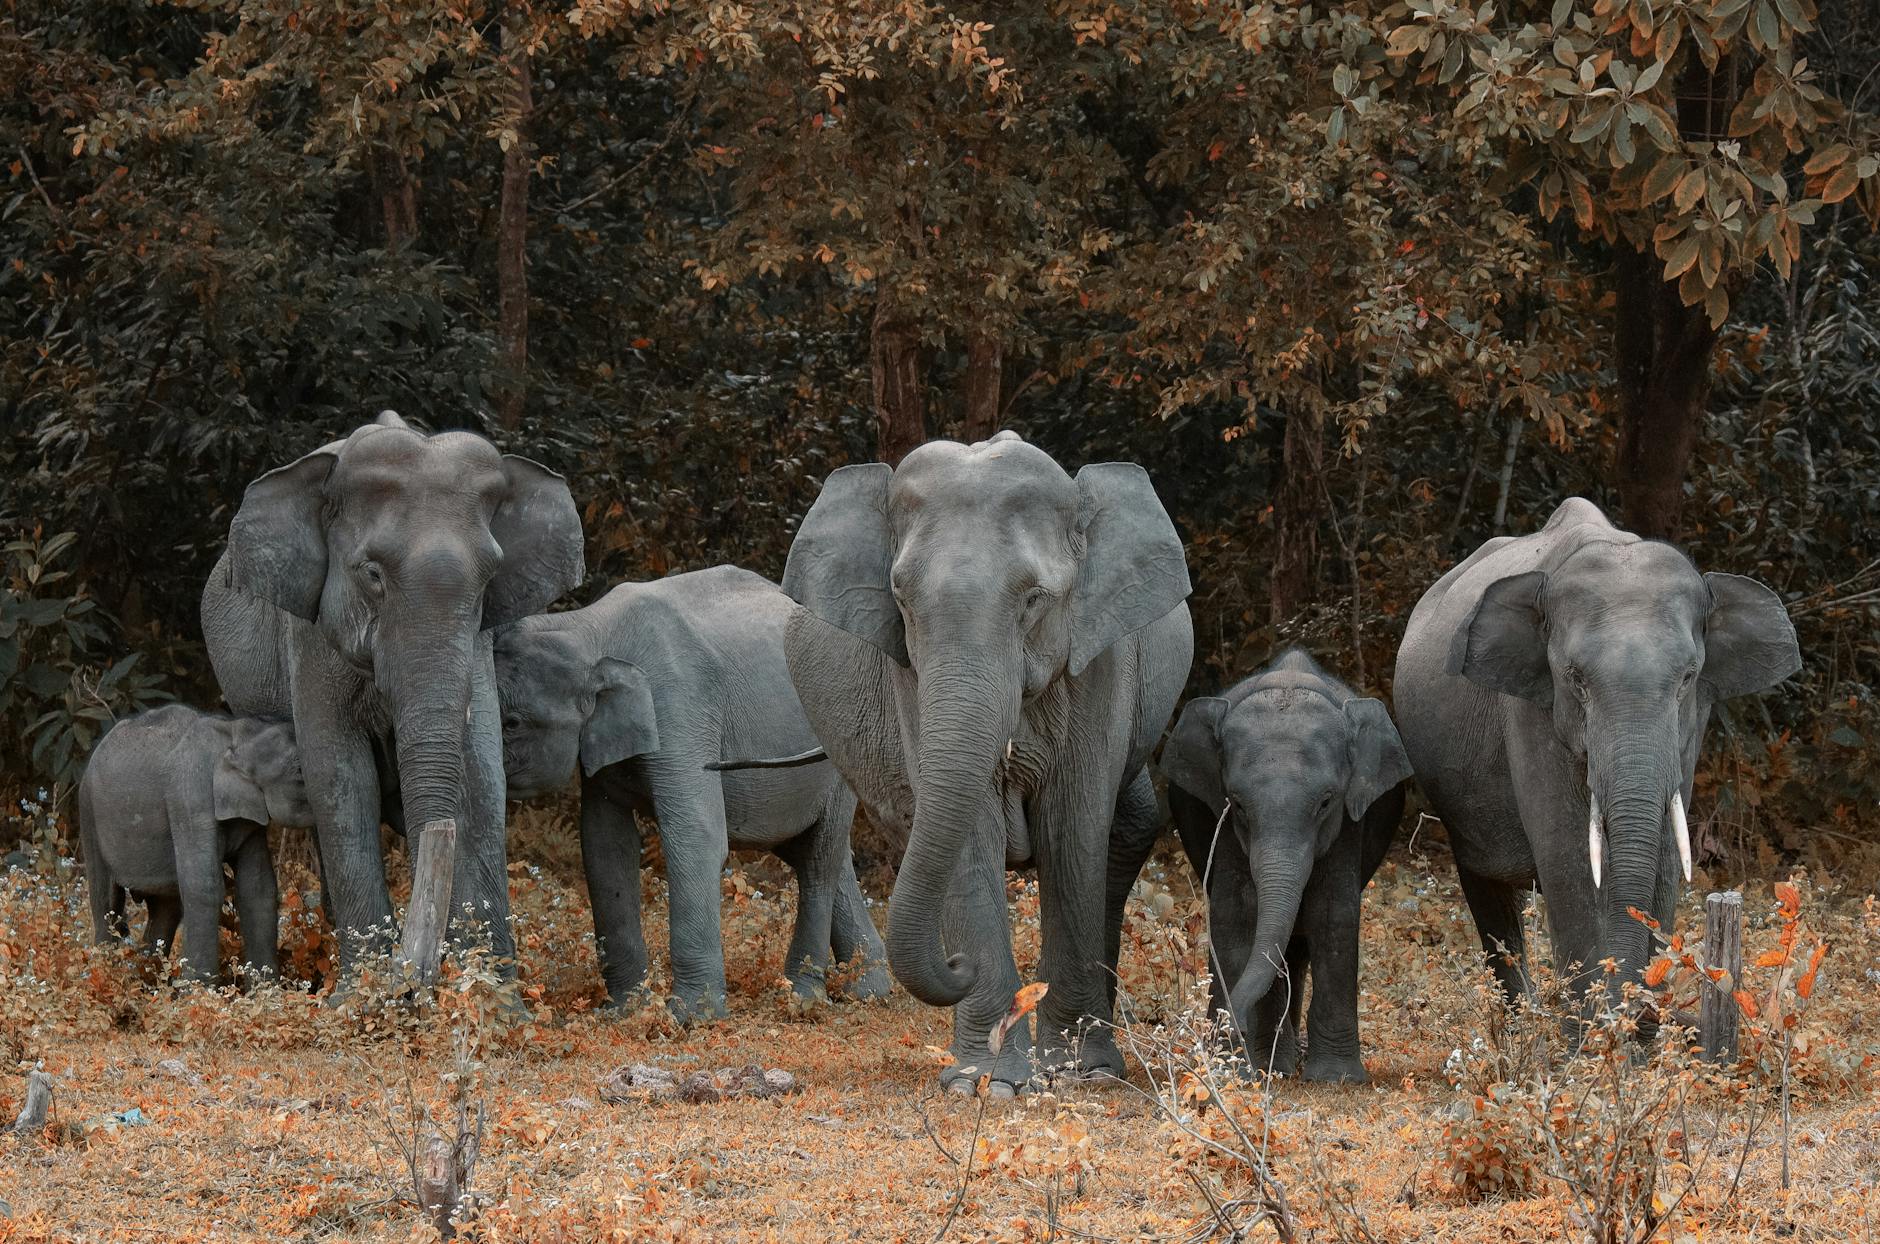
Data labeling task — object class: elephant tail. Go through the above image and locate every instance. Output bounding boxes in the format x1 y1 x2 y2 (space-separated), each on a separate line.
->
77 781 122 944
705 747 828 772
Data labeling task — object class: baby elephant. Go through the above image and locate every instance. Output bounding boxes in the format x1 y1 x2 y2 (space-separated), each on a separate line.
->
79 705 312 982
494 564 890 1020
1162 649 1412 1083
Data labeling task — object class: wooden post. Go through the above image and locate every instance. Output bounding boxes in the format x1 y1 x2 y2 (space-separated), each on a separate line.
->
419 1131 462 1237
399 819 457 987
1700 890 1743 1062
11 1069 52 1133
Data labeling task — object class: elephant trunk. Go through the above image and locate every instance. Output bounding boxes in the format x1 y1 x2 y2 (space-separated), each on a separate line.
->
886 647 1018 1007
1227 838 1313 1037
1587 707 1683 997
382 590 478 833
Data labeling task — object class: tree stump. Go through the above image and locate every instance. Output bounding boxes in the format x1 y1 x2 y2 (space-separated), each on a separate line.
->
1700 891 1743 1063
418 1131 461 1237
11 1070 52 1133
399 819 457 987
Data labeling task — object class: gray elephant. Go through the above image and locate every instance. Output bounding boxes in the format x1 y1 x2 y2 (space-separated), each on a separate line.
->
1394 497 1800 1010
1161 649 1410 1083
200 411 584 973
78 705 312 982
492 565 890 1019
775 432 1193 1094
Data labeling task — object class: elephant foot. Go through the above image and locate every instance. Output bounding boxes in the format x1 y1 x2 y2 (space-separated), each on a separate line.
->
1037 1023 1126 1084
665 989 729 1025
1301 1049 1369 1085
1245 1027 1300 1078
831 962 893 1003
941 1041 1035 1099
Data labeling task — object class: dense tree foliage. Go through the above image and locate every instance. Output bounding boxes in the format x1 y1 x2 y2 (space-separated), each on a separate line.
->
4 1 1876 855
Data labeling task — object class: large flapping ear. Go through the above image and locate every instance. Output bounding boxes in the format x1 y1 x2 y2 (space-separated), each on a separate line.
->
1701 572 1802 699
212 731 271 826
1069 463 1192 676
1342 697 1414 821
781 464 907 666
485 455 586 628
580 659 659 776
1449 570 1553 705
1162 697 1230 812
226 450 339 621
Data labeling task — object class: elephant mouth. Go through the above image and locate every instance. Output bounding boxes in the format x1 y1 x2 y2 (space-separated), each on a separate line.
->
1581 761 1693 890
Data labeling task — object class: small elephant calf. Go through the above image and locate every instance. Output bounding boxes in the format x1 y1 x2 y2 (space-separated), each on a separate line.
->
494 564 890 1020
1162 649 1412 1083
79 704 313 982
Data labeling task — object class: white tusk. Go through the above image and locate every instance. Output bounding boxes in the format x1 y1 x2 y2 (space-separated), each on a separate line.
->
1671 790 1693 883
1588 791 1603 890
1005 739 1014 761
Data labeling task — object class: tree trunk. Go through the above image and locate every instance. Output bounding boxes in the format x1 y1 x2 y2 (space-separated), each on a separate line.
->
962 329 1003 443
871 296 928 465
495 36 533 432
1269 407 1323 626
374 149 418 248
1611 245 1717 541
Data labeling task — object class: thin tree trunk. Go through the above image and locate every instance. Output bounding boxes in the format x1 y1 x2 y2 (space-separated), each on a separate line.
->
962 329 1003 443
871 296 928 465
495 35 533 432
1269 407 1323 627
1611 246 1717 541
374 149 418 248
1492 410 1523 534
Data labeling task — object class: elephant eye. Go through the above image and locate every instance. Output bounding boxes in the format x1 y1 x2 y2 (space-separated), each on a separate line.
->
1567 667 1589 702
358 560 385 596
1318 792 1334 814
501 712 524 732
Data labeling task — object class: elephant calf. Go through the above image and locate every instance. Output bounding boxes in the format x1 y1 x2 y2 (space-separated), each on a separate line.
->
494 565 890 1020
1163 649 1411 1083
79 705 312 982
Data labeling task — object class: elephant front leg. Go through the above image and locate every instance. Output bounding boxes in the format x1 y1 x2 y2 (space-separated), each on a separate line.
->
941 840 1028 1097
580 774 651 1008
644 760 731 1023
230 828 280 982
1101 769 1161 1019
816 783 890 1001
1033 774 1131 1082
172 814 230 986
293 658 390 970
453 641 516 968
1300 837 1368 1084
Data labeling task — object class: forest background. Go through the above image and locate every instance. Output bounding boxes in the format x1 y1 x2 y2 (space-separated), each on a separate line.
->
4 0 1878 868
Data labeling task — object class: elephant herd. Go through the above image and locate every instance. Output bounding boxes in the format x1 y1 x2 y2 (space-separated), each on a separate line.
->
75 416 1802 1096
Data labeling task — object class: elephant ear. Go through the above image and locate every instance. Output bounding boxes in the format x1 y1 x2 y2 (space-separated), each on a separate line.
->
581 659 659 776
226 449 339 621
485 456 586 628
1702 572 1801 699
1342 697 1414 822
1069 463 1192 677
212 725 271 825
781 463 907 667
1162 697 1230 812
1450 570 1553 706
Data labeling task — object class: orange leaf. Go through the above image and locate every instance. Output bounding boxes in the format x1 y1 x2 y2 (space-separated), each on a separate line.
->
1733 990 1760 1019
1644 958 1671 987
1207 140 1227 162
1774 881 1801 919
1626 906 1660 930
988 981 1049 1054
1796 942 1829 999
1754 949 1790 968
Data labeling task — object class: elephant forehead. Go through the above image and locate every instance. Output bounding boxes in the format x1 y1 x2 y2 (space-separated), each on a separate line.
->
893 439 1076 508
495 627 586 693
1551 541 1707 626
333 428 507 506
1221 689 1344 756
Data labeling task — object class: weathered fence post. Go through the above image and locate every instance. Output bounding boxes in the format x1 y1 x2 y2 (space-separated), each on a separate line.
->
11 1069 52 1133
399 819 458 987
1700 890 1743 1062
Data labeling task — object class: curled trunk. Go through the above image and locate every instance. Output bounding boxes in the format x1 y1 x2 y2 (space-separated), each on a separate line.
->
1227 841 1313 1032
886 650 1016 1006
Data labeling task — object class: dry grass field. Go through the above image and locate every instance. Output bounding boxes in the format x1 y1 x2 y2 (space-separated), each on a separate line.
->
1 803 1875 1243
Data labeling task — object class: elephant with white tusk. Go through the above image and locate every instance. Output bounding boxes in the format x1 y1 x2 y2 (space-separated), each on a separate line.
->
1393 498 1800 1015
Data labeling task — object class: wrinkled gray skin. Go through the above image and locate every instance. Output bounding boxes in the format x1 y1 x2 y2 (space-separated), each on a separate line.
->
1394 498 1800 1013
200 411 585 973
79 705 313 982
1162 649 1410 1084
493 565 890 1020
780 433 1193 1094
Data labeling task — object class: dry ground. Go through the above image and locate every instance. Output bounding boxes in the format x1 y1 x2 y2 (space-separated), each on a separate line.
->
1 803 1876 1243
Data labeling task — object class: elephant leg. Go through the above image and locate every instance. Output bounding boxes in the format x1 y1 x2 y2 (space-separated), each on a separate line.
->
172 816 228 986
1301 835 1368 1084
818 783 890 1000
230 829 279 981
939 834 1029 1095
293 649 390 968
581 773 650 1008
1101 768 1161 1018
1457 865 1531 1004
770 831 836 1002
643 760 731 1022
1034 771 1130 1081
142 894 182 955
1248 956 1300 1077
452 640 515 967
